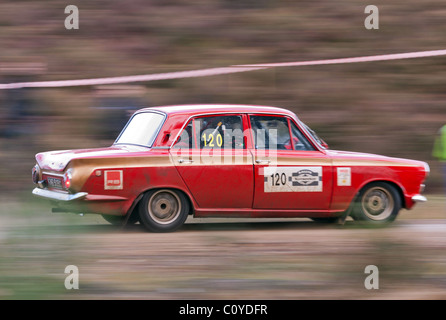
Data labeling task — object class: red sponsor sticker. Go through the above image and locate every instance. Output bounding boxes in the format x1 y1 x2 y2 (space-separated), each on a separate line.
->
104 170 123 190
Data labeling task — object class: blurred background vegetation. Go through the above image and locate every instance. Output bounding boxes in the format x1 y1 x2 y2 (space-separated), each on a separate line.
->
0 0 445 194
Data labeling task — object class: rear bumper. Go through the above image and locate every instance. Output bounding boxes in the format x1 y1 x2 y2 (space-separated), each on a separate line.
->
32 187 131 215
32 188 88 201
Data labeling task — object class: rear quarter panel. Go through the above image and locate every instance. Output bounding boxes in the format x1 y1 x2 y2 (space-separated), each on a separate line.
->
68 149 193 216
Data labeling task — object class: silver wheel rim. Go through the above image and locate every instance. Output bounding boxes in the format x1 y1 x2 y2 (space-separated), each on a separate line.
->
148 190 181 225
361 187 394 221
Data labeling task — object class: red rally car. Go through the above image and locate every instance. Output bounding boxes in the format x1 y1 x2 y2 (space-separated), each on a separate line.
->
31 104 429 232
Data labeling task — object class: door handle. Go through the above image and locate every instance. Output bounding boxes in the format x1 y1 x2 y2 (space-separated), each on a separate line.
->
178 159 194 164
255 159 271 164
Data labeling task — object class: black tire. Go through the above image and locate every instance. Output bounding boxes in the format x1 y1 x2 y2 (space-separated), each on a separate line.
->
311 217 339 223
102 212 140 225
351 182 401 223
138 189 189 232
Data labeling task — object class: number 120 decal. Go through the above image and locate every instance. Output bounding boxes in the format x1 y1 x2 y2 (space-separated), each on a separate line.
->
270 172 287 186
263 166 323 193
202 133 223 147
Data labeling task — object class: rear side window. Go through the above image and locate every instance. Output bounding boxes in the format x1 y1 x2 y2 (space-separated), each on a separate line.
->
173 115 244 149
197 115 244 149
172 120 193 149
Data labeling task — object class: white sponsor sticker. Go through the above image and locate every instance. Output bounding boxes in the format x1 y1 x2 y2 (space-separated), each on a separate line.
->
337 167 351 186
263 166 323 193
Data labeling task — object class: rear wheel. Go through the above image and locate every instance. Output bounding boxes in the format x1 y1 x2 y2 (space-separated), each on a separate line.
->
352 182 401 223
139 189 189 232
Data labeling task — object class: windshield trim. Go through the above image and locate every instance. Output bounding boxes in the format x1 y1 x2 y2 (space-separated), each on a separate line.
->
113 110 167 148
299 120 326 150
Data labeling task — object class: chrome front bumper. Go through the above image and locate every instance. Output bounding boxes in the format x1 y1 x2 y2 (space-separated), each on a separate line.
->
412 195 427 203
32 188 88 201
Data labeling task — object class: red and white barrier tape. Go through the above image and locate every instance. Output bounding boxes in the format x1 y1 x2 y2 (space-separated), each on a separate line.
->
1 49 445 90
237 49 446 68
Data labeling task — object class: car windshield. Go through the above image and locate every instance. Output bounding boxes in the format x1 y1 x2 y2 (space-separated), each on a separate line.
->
302 122 326 149
115 112 165 147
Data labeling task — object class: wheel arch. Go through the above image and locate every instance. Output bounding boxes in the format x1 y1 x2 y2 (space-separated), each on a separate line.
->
355 179 406 209
126 186 195 218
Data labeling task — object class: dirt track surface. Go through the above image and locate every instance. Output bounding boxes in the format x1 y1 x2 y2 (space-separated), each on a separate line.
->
1 196 446 299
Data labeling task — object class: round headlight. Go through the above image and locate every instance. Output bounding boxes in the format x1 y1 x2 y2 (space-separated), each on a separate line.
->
423 162 430 177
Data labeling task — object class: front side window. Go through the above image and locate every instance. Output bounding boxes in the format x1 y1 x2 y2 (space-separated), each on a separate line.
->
250 115 314 151
290 121 315 151
115 112 165 147
250 115 290 150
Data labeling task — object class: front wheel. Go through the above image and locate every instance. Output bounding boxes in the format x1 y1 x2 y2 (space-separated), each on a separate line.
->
138 189 189 232
352 182 401 223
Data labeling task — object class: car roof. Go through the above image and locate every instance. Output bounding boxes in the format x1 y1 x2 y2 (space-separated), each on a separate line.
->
136 104 296 117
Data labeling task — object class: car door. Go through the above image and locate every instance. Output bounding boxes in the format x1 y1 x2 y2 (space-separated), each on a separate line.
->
249 114 333 210
170 113 254 209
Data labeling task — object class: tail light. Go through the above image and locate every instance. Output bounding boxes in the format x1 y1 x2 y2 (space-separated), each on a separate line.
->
63 170 72 190
32 165 40 184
